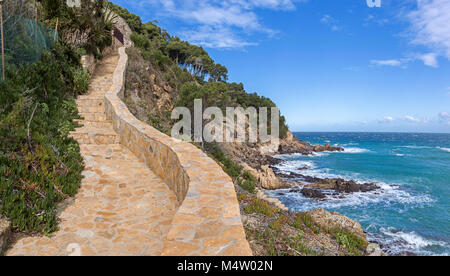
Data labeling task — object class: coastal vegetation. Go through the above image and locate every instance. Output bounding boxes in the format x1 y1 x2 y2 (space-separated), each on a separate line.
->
0 0 113 234
239 192 369 256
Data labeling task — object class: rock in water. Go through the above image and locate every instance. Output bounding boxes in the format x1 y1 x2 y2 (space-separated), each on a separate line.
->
301 188 326 199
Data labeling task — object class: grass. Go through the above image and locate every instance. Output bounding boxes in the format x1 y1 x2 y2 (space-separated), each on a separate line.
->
244 198 279 217
332 229 369 256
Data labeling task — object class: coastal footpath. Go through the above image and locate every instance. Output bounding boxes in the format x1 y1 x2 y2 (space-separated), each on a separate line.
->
1 5 384 256
3 42 251 256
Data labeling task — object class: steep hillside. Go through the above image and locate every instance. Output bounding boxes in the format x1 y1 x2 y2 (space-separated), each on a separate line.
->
109 3 384 256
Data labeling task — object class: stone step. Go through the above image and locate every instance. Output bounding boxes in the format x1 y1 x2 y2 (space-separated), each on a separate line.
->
77 95 104 101
77 104 105 114
78 112 107 122
69 131 119 145
76 99 104 108
74 125 116 134
76 99 104 107
74 121 114 129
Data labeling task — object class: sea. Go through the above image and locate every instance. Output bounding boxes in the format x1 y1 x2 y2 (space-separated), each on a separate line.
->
266 132 450 256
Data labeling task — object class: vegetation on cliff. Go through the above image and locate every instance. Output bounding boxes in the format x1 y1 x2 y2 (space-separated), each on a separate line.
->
108 1 289 140
238 192 369 256
0 0 113 234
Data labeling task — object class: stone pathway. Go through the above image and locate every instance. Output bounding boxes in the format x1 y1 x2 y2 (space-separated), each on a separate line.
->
7 54 178 256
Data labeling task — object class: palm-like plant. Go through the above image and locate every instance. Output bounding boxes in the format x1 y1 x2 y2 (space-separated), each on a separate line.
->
40 0 116 57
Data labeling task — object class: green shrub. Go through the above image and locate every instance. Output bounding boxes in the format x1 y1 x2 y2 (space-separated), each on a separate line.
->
244 198 278 217
239 170 257 194
332 229 368 256
73 68 90 95
130 32 150 50
0 43 84 234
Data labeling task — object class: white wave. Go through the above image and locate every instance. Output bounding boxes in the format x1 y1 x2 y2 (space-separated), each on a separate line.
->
270 160 434 211
274 160 316 173
395 153 405 157
437 147 450 153
343 147 371 153
377 228 448 256
400 145 432 149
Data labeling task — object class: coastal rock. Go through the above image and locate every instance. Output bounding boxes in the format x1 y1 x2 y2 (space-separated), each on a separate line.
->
242 163 290 190
0 217 11 254
312 143 344 153
366 243 386 256
301 188 326 200
305 178 379 194
256 189 289 211
306 209 367 241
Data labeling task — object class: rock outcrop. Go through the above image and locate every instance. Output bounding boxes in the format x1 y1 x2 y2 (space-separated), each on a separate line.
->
277 131 344 155
303 179 379 197
306 209 367 241
242 163 290 190
366 243 386 256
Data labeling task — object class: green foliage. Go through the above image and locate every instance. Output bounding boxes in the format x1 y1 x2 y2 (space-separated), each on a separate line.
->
204 143 242 179
244 198 278 217
114 2 289 137
239 171 257 194
130 32 151 50
0 43 84 234
73 69 90 95
40 0 114 57
332 229 368 256
302 214 320 234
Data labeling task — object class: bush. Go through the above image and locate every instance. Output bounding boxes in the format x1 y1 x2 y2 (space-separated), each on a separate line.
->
73 68 90 95
0 43 84 234
130 32 150 50
244 198 279 217
332 229 368 256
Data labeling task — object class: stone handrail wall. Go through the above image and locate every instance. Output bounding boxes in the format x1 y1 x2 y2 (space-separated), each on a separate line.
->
104 47 252 256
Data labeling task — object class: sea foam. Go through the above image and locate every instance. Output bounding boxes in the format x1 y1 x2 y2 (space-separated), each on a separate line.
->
343 147 371 153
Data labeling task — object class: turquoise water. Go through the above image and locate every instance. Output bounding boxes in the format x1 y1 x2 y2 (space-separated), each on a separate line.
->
267 132 450 256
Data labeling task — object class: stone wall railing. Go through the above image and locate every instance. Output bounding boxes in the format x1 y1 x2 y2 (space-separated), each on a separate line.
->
103 47 252 256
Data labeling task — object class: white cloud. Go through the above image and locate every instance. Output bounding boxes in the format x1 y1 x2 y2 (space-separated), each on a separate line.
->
402 115 427 123
407 0 450 61
180 25 257 49
364 14 389 26
138 0 306 49
371 59 405 67
417 52 439 67
370 53 439 68
320 15 341 31
378 116 394 123
439 112 450 125
372 0 450 68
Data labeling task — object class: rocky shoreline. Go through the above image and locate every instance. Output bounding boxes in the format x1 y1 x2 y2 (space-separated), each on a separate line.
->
223 131 388 256
269 166 380 200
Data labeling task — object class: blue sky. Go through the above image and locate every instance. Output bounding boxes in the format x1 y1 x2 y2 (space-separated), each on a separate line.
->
111 0 450 133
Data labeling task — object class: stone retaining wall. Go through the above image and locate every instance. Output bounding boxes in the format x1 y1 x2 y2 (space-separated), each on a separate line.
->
104 47 252 256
